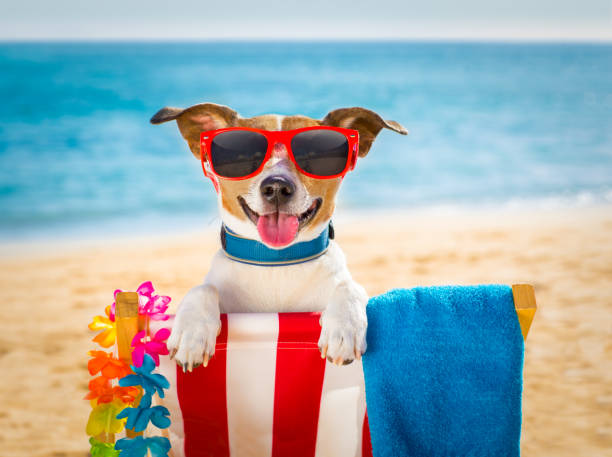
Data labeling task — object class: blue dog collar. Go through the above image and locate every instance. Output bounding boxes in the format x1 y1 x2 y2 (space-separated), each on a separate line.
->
221 224 331 266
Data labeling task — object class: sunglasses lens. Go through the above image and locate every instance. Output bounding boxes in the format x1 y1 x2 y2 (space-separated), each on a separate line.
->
291 130 349 177
210 131 268 178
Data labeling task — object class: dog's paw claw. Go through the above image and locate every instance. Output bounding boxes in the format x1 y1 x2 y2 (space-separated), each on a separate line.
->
169 317 221 369
320 345 328 359
326 355 354 365
318 313 366 366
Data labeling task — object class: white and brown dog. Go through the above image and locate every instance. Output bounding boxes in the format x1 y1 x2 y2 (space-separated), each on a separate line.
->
151 103 407 370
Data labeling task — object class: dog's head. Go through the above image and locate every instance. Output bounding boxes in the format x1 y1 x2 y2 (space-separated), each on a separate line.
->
151 103 407 248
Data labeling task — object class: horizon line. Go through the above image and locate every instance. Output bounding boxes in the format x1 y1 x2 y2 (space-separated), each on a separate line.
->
1 36 611 44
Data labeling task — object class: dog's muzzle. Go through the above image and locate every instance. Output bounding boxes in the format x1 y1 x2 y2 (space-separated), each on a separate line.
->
260 175 295 205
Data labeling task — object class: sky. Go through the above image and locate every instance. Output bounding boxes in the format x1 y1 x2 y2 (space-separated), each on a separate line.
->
0 0 610 41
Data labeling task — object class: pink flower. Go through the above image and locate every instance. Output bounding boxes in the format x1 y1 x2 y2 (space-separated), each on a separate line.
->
131 328 170 367
141 295 171 321
136 281 155 297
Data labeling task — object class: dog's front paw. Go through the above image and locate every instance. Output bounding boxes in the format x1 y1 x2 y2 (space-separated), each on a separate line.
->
167 314 221 372
317 311 367 366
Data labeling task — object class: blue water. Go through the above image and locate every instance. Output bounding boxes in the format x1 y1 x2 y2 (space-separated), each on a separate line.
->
1 42 611 240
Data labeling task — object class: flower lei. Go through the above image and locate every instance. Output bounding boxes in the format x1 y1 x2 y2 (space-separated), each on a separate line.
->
86 281 173 457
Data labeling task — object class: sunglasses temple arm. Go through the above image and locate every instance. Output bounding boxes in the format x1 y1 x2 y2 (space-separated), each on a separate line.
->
201 154 220 193
350 143 359 170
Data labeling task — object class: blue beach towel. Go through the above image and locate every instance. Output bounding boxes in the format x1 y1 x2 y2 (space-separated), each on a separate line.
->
363 285 524 457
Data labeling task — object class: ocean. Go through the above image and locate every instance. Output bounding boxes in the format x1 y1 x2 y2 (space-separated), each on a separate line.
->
0 41 611 240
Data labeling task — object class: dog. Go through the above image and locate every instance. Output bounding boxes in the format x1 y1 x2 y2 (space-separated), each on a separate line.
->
150 103 407 370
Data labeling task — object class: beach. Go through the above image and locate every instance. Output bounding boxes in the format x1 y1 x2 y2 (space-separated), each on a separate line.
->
0 206 610 456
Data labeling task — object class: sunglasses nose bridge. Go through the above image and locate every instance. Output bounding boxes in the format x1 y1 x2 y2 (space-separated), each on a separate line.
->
271 140 290 159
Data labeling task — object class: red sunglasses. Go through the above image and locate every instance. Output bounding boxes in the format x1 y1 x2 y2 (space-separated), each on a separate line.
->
200 126 359 188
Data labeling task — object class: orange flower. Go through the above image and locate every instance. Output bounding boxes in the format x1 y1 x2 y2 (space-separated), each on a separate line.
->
112 385 140 404
88 350 131 379
84 376 139 404
88 306 116 348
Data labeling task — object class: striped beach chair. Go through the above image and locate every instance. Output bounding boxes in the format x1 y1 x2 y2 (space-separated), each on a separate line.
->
108 284 536 457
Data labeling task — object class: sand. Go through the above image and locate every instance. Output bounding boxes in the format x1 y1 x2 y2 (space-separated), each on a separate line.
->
0 206 611 457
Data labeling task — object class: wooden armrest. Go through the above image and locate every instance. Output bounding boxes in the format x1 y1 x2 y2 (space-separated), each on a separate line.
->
512 284 537 341
114 292 143 441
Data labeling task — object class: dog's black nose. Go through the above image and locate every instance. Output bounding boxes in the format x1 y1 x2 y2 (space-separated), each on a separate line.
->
260 175 295 204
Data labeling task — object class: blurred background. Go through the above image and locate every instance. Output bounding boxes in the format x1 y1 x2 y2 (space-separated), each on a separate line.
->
0 1 610 240
0 2 611 457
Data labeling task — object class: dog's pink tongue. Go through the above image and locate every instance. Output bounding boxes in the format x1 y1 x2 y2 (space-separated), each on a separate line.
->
257 213 299 247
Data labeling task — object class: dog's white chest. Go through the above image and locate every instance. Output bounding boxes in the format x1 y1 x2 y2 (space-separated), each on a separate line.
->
205 241 348 313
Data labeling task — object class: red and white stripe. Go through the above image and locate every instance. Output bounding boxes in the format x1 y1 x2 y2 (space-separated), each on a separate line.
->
157 313 371 457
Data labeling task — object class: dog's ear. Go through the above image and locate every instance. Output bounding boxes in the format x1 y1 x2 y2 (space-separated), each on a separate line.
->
321 107 407 157
151 103 239 159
